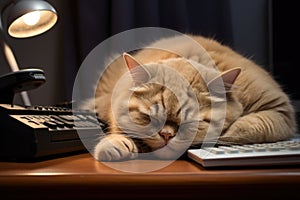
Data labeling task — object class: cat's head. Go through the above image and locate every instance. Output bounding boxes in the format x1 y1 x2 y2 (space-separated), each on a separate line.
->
110 52 243 158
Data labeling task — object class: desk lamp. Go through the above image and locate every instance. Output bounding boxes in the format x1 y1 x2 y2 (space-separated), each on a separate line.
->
0 0 58 106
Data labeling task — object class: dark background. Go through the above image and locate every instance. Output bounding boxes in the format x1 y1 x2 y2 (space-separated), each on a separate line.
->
0 0 298 109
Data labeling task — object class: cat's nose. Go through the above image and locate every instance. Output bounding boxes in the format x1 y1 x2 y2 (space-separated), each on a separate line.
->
159 125 175 142
160 131 172 141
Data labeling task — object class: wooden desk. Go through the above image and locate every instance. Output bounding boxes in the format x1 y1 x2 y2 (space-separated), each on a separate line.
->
1 153 300 199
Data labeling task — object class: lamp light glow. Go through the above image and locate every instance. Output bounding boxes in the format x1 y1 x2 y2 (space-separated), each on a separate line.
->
6 0 58 38
8 10 57 38
22 11 41 26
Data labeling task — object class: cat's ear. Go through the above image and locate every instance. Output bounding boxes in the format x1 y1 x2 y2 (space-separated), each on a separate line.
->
123 53 150 85
207 68 241 93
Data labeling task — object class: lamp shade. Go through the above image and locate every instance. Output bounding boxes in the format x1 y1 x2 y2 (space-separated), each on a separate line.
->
7 0 57 38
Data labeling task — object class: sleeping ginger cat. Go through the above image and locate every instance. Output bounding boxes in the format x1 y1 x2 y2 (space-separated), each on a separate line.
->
81 34 297 161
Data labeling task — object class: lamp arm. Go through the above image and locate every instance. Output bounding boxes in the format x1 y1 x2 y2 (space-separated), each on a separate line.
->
0 7 31 106
0 15 20 73
0 39 20 73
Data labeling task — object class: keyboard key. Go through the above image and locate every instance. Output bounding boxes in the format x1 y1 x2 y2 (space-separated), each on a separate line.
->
287 145 300 150
266 146 281 151
253 146 267 152
232 146 253 153
204 147 225 154
218 146 239 153
43 120 57 129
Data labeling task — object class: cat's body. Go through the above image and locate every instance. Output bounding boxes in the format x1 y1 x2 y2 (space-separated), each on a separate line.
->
81 34 297 161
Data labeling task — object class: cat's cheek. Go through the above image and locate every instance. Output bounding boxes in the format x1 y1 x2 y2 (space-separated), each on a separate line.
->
93 135 138 161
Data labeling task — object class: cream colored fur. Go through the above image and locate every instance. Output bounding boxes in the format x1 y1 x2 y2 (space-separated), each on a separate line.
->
81 34 297 161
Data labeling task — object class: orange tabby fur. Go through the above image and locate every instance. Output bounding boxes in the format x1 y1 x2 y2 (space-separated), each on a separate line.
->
81 34 297 161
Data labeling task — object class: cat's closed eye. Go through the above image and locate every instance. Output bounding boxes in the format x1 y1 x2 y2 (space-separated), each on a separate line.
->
202 118 211 123
129 109 151 126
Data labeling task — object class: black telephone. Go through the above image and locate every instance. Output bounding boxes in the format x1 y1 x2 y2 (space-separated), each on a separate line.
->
0 69 107 160
0 103 107 160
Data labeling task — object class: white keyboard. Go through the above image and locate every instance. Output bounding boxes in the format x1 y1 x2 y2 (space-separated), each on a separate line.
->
187 136 300 167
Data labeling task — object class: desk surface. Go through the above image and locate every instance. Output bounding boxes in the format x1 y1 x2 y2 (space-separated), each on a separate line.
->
1 153 300 199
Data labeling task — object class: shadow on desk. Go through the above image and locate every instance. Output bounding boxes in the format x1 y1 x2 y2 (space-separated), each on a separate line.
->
0 153 300 199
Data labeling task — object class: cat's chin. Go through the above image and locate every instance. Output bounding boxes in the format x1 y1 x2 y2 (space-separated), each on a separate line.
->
153 142 168 150
148 139 190 160
144 138 168 151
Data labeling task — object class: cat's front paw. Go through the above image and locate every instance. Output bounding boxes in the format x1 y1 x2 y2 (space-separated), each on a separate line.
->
94 134 138 161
